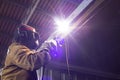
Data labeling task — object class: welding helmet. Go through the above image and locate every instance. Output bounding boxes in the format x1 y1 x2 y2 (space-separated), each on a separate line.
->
15 24 40 50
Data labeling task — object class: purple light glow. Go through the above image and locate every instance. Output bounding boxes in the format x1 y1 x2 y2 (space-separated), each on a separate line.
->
42 0 94 58
50 38 64 58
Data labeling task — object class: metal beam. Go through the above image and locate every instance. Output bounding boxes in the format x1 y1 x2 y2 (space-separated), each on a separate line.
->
71 0 105 33
22 0 41 24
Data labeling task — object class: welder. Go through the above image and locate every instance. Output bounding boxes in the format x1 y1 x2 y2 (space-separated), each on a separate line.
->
1 24 55 80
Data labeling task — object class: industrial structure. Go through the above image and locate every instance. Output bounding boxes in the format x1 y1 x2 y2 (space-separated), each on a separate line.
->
0 0 120 80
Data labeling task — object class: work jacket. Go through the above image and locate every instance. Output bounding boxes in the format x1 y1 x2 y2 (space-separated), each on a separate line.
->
1 42 49 80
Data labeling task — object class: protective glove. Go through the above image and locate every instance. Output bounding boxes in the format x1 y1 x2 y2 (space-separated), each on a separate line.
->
36 40 56 65
39 50 51 65
37 39 57 53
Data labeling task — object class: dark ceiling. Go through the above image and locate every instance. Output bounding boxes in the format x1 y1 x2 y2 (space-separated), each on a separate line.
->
0 0 120 78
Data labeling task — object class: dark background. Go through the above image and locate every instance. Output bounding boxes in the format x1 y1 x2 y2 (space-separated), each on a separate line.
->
0 0 120 78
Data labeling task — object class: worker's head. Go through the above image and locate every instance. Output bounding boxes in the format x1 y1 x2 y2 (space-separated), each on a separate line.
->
15 24 40 50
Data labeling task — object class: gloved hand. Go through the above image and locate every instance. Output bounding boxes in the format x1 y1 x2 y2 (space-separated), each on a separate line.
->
39 50 51 65
38 39 57 53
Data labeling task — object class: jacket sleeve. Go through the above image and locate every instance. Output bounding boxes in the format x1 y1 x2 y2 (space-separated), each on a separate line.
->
10 44 49 71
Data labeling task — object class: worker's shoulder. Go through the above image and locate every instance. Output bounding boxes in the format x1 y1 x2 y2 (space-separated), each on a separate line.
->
9 42 28 50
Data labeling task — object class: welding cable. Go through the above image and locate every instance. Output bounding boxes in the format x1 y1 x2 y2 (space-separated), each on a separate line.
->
64 38 71 79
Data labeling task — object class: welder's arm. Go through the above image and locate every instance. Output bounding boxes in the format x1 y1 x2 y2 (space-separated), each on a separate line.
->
11 45 51 71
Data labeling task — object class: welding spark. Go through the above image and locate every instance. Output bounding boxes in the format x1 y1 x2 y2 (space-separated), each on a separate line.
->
54 18 71 35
